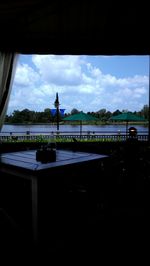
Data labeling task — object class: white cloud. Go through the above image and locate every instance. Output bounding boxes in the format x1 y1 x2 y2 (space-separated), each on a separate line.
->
134 87 147 95
7 55 149 113
32 55 83 86
116 75 148 87
14 63 40 87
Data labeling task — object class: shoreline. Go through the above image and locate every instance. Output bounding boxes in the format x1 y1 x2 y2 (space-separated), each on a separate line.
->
4 121 148 126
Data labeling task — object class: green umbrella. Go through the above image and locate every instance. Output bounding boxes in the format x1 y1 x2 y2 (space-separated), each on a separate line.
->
63 111 99 136
109 112 146 135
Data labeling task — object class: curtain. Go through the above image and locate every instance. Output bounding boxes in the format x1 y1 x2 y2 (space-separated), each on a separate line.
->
0 53 19 131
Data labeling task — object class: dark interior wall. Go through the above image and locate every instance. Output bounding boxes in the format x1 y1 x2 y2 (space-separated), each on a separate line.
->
0 1 149 55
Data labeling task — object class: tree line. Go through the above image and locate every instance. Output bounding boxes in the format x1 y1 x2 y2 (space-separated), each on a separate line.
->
5 105 149 124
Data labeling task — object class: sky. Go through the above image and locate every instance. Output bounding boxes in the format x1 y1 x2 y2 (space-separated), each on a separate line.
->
7 55 149 115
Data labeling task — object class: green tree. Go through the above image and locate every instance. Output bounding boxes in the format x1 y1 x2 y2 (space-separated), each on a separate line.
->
71 108 80 115
140 104 149 119
112 109 121 116
10 110 22 123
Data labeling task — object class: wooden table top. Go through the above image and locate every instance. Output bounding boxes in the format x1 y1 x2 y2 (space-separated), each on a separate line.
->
0 149 108 172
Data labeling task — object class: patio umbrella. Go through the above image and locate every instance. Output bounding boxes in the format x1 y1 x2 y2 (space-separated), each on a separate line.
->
63 111 99 137
109 112 146 135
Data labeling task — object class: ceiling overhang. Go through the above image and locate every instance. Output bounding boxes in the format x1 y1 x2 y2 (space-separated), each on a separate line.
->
0 1 149 55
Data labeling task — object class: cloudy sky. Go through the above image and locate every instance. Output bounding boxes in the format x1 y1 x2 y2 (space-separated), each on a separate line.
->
7 55 149 114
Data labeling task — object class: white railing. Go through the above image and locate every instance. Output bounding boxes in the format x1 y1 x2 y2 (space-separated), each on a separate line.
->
0 131 148 142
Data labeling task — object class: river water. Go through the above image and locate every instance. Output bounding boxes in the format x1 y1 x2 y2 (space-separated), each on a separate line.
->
1 124 148 135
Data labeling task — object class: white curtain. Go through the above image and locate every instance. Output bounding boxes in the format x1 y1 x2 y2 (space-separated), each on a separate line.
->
0 53 19 131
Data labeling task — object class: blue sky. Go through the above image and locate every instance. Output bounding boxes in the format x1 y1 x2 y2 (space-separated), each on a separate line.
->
7 55 149 114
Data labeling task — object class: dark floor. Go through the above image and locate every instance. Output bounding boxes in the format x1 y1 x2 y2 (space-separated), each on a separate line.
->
1 191 150 263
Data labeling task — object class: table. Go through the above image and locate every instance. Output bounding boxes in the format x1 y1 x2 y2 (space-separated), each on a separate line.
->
0 149 108 244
